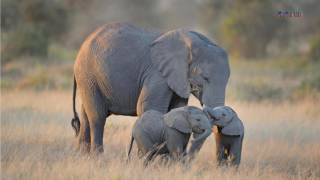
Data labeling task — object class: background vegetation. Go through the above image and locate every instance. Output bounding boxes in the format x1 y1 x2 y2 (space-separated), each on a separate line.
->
1 0 319 101
1 0 320 179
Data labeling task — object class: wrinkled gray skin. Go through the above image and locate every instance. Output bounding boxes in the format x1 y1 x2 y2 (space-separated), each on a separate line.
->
204 106 244 167
71 23 230 153
127 106 212 163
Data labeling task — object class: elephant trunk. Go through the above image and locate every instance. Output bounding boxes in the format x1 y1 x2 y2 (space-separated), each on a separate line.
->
203 106 216 122
193 129 211 143
187 129 212 158
201 83 227 109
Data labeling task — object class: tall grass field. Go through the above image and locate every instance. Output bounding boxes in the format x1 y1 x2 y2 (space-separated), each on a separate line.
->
2 57 320 179
1 90 320 179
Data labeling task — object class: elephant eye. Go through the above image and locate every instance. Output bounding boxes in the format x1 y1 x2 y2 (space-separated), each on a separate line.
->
196 119 200 122
222 113 226 117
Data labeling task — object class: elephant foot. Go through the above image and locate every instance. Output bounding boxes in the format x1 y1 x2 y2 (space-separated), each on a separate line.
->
217 158 228 168
78 143 90 154
91 145 104 155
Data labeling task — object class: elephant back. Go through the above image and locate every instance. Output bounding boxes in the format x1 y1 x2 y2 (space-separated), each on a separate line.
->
81 23 160 62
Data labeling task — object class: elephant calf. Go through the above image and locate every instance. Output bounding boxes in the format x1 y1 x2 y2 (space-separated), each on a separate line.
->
204 106 244 167
128 106 212 163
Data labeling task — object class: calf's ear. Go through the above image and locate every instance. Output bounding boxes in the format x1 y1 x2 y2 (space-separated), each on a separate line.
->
164 109 191 134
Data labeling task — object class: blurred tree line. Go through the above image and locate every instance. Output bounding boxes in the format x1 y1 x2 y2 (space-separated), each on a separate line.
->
1 0 319 63
199 0 320 59
1 0 70 62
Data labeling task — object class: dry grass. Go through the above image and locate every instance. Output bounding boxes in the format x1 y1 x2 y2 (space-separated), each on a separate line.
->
1 90 320 180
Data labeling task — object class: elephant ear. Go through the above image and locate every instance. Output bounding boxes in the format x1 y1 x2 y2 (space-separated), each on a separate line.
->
221 116 244 136
151 30 191 98
164 108 191 134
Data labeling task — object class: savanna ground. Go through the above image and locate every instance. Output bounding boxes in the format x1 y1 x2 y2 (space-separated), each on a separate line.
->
1 57 320 179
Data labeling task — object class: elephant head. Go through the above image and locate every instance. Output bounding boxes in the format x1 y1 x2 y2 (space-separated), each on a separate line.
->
164 106 212 144
151 30 230 108
204 106 243 136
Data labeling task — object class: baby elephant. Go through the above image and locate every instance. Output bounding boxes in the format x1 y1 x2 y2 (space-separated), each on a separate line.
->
128 106 212 163
204 106 244 167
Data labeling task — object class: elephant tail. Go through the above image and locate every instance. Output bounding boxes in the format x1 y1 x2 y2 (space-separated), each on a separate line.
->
71 76 80 137
127 136 134 160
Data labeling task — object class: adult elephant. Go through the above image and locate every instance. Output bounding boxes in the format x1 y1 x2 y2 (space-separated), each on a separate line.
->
71 23 230 153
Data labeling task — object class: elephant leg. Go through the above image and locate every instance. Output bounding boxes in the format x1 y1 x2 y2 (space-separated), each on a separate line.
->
89 115 107 154
134 134 158 166
135 133 155 157
216 146 227 166
229 138 242 167
136 76 173 116
168 93 188 110
215 135 227 166
78 105 91 153
166 128 189 161
81 88 108 154
144 142 167 166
